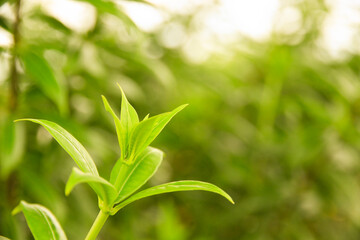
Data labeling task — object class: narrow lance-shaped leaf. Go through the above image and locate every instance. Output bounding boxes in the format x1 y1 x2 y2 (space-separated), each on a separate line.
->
65 168 117 205
119 84 139 159
112 147 163 204
109 158 123 185
77 0 120 16
0 117 25 179
0 15 11 31
35 13 71 34
102 95 124 153
111 181 234 214
15 119 98 176
12 201 67 240
128 104 187 163
119 84 139 129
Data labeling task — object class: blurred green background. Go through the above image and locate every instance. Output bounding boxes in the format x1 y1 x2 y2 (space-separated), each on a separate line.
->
1 0 360 239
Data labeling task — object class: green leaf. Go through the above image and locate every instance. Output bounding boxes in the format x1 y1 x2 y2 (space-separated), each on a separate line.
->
103 88 139 160
156 201 187 240
34 13 71 34
77 0 120 16
128 104 187 163
0 117 25 179
109 157 123 185
15 119 98 176
143 114 150 121
111 181 234 214
102 95 124 153
21 51 67 115
12 201 67 240
65 168 117 205
0 0 9 8
119 84 139 159
77 0 139 31
119 84 139 130
113 147 163 203
0 236 11 240
0 16 10 32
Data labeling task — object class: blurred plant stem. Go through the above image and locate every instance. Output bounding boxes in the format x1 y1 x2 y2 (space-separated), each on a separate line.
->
85 210 109 240
8 0 21 113
1 2 22 237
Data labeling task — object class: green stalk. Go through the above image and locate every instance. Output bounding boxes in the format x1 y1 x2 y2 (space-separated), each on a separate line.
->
85 210 109 240
85 160 129 240
9 0 21 112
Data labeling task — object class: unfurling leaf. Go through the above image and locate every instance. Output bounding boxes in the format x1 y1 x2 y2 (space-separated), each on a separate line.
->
15 119 98 176
103 86 139 160
113 147 163 204
119 84 139 159
12 201 67 240
111 180 234 214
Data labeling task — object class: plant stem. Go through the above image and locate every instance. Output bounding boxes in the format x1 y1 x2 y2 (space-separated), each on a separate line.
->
85 210 109 240
8 0 21 112
85 161 129 239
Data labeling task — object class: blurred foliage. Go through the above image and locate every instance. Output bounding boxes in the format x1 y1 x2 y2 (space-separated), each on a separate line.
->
1 0 360 239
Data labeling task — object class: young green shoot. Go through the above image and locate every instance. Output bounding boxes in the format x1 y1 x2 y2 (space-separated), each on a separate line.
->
12 86 234 240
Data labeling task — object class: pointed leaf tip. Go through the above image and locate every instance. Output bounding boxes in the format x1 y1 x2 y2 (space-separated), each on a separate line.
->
175 104 188 112
11 202 23 215
118 83 139 159
117 83 125 95
102 94 127 155
14 118 30 123
128 103 188 161
101 95 112 112
117 83 130 105
143 114 150 121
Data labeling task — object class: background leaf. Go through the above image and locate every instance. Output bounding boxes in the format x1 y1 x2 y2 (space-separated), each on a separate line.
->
12 201 67 240
21 51 67 115
156 201 187 240
0 117 25 179
76 0 120 16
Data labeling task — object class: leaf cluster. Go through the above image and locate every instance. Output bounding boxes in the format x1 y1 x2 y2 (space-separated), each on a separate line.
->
11 88 233 239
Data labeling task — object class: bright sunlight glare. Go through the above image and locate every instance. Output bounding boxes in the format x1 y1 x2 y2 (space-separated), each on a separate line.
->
321 0 360 59
0 0 360 60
